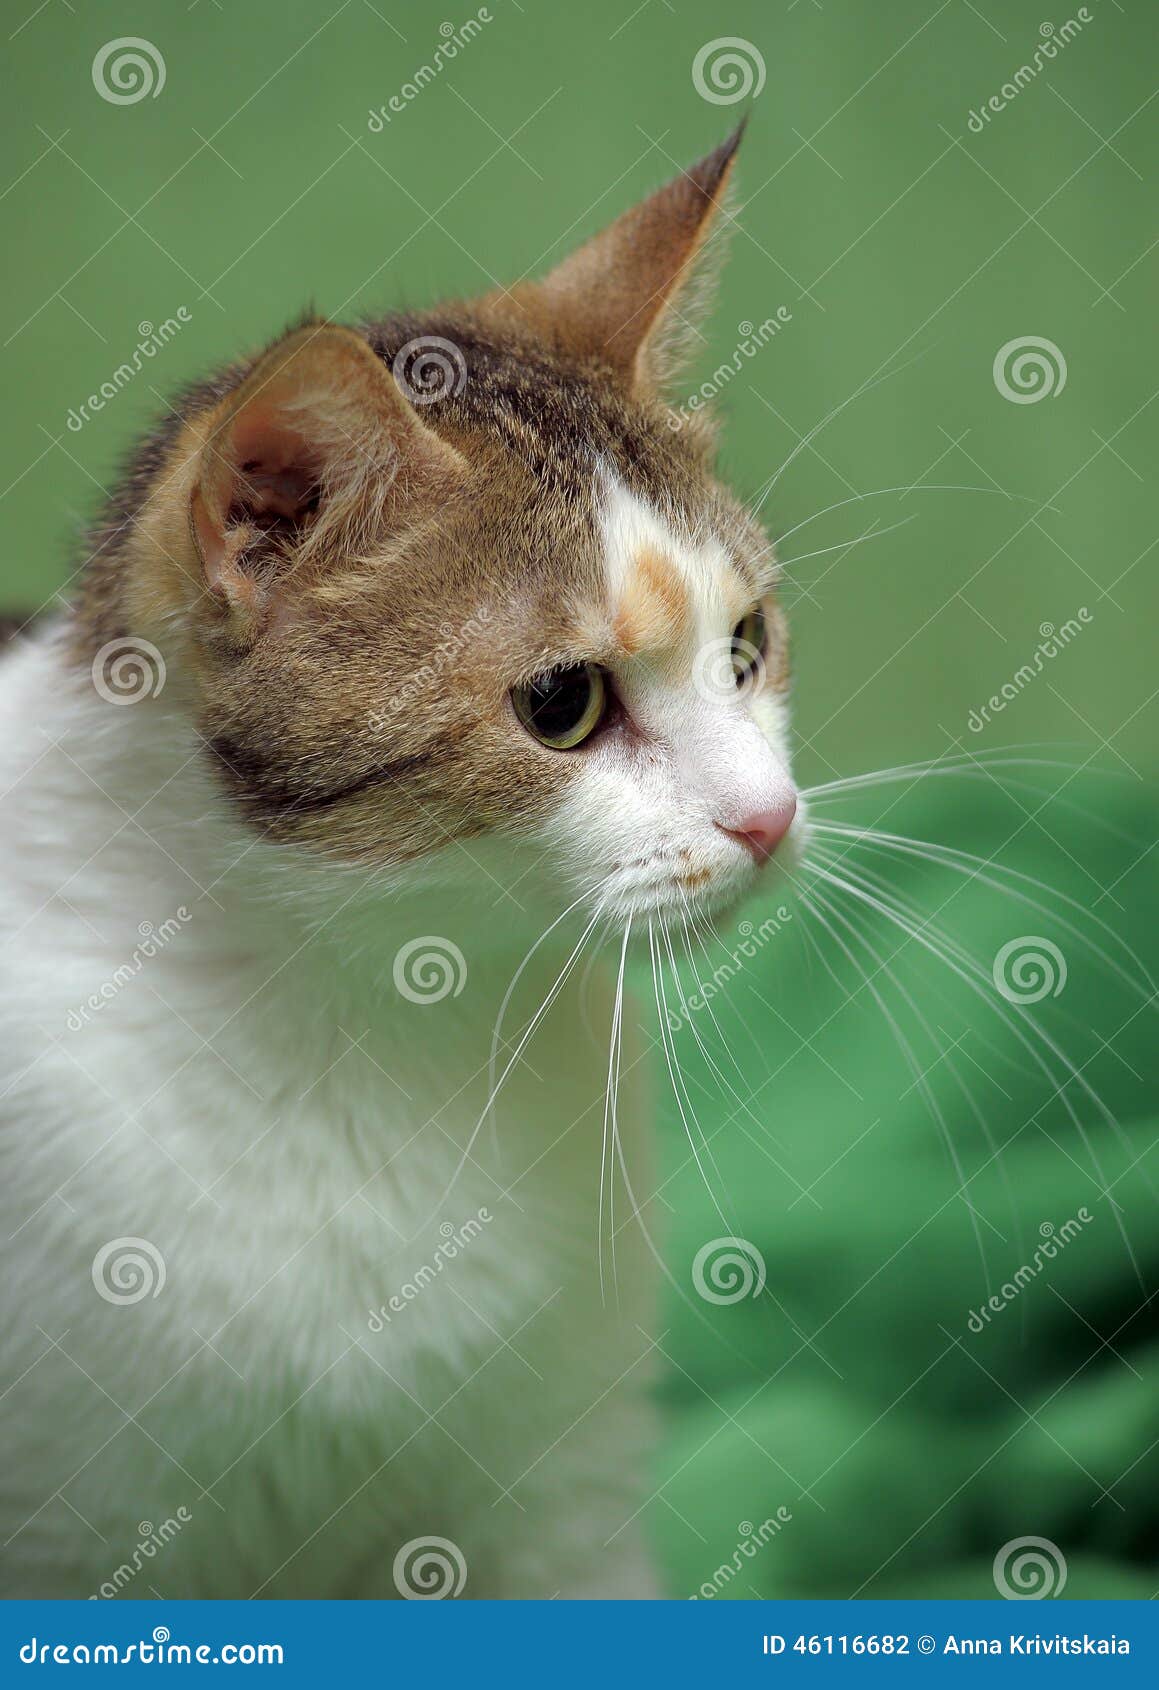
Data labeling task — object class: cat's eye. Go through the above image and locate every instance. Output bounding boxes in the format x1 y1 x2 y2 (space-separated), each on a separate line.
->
511 663 608 750
730 608 767 683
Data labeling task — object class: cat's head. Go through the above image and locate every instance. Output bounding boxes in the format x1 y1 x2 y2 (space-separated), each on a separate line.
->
87 126 803 922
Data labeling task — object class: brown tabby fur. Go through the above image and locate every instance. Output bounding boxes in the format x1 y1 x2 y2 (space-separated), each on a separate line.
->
65 127 784 869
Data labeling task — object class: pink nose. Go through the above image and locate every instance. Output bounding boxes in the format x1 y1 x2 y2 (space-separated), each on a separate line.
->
719 796 798 865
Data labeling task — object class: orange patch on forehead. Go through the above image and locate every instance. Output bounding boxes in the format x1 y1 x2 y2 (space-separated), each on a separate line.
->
612 543 692 656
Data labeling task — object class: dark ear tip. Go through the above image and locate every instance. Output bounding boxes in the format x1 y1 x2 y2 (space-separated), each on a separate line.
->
690 119 747 201
722 115 749 158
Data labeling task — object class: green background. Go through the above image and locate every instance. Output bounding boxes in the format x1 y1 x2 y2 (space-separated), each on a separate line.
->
2 0 1156 1599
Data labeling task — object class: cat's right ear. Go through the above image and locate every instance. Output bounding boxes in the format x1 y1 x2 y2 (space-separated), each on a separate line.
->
181 323 465 641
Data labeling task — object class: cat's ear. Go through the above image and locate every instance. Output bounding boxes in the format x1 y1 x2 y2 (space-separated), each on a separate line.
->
187 322 464 636
502 126 743 396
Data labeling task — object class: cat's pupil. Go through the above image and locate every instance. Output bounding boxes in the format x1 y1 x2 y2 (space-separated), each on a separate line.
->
527 668 592 735
512 663 607 749
732 608 766 682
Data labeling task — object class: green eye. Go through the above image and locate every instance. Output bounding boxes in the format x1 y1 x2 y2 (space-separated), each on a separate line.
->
512 663 608 750
731 609 767 683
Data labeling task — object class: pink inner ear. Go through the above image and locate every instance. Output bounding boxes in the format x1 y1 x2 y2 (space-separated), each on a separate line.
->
192 402 323 603
229 408 321 524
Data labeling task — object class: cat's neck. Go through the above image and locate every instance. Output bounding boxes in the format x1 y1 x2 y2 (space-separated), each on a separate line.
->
0 627 585 1094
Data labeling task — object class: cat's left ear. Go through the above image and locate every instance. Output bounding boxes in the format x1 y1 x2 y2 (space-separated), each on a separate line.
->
499 125 743 396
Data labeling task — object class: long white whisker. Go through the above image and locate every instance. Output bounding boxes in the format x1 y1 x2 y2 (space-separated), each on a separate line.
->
486 887 595 1157
811 841 1159 1212
599 918 631 1309
802 750 1110 800
812 868 1027 1250
667 913 746 1101
675 890 754 1088
770 482 1052 548
430 904 602 1222
658 916 739 1192
608 1082 763 1359
779 512 918 570
613 938 818 1352
811 764 1143 852
809 820 1156 1004
798 883 996 1287
662 910 825 1239
649 918 733 1230
810 857 1146 1287
804 851 1027 1083
689 906 777 1084
751 341 943 514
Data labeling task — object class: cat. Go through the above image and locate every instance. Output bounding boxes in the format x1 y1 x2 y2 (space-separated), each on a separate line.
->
0 124 804 1599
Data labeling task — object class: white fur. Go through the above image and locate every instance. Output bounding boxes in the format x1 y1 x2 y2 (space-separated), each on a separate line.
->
551 478 803 917
0 630 658 1599
0 486 800 1599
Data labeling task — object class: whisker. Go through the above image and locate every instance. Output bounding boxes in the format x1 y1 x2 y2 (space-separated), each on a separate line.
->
797 881 998 1287
659 915 760 1183
808 854 1147 1287
802 749 1113 801
778 511 918 571
611 933 820 1355
810 764 1144 853
805 855 1027 1086
674 891 755 1090
686 904 778 1085
578 922 613 1054
649 918 733 1230
771 482 1054 550
750 340 943 514
599 918 631 1309
814 863 1027 1246
809 820 1156 1005
430 903 603 1222
487 887 596 1158
812 840 1159 1206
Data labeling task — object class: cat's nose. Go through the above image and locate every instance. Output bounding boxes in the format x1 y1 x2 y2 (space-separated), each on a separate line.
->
718 795 798 865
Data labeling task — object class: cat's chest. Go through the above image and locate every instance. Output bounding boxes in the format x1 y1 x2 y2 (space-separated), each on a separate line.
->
13 951 630 1396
